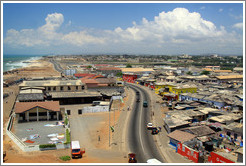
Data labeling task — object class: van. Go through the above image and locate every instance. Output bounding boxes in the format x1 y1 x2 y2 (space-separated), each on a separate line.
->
143 101 148 107
71 141 85 158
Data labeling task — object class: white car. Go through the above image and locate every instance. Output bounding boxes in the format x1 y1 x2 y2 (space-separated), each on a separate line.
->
147 158 162 163
147 123 153 129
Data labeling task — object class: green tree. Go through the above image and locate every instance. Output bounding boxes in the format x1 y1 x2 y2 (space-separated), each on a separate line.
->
200 70 210 75
86 65 92 69
186 71 193 75
116 72 123 77
126 64 132 68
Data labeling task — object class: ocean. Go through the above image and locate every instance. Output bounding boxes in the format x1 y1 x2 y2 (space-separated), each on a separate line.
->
3 55 44 72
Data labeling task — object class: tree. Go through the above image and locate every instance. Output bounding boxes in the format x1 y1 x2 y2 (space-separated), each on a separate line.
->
86 65 92 69
116 72 123 77
186 71 193 75
126 64 132 68
200 70 210 75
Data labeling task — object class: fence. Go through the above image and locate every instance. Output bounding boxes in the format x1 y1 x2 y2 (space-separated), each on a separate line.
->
82 106 109 113
6 113 70 152
6 114 39 152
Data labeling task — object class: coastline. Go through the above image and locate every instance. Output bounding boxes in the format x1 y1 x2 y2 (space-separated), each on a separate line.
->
3 57 62 162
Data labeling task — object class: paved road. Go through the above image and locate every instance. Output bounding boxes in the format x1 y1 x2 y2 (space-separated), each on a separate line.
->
50 59 64 73
127 83 164 163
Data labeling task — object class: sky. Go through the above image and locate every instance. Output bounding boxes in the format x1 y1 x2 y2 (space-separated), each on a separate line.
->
2 2 244 55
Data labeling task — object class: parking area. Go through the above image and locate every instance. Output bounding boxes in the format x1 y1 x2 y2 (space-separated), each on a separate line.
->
13 121 66 146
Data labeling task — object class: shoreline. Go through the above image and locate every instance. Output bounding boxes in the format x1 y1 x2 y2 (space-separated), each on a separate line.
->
3 57 44 74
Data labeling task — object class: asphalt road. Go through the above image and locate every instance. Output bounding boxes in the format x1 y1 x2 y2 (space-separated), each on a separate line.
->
127 83 164 163
50 59 64 73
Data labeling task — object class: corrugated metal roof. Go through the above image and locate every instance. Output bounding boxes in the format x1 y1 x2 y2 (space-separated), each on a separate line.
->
167 130 196 143
19 80 84 87
48 91 102 98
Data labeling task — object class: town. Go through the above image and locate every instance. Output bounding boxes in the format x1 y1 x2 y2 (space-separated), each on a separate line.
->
2 54 243 163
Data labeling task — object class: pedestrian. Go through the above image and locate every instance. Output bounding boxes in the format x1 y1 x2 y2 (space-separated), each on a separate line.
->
127 106 130 111
158 126 161 132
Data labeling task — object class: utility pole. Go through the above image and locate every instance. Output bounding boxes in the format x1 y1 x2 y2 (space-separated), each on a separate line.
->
109 106 110 147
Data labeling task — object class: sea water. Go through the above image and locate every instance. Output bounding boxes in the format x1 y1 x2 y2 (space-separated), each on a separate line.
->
3 55 44 72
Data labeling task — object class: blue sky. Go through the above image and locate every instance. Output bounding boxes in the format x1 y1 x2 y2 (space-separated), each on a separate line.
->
3 3 244 55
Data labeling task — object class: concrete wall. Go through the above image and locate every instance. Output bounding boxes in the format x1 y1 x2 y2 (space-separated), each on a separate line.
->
82 106 109 113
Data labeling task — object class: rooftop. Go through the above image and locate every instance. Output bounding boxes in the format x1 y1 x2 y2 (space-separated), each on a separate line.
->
163 117 191 128
223 122 243 134
167 130 196 143
216 75 243 80
181 125 215 137
19 80 84 87
97 67 121 71
48 91 102 98
15 101 60 113
121 68 154 73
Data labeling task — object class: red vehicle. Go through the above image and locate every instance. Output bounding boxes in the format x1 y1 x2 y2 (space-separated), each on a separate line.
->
128 153 137 163
71 141 85 159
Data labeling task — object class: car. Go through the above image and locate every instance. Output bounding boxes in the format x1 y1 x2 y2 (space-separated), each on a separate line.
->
147 123 153 129
128 153 137 163
136 98 140 102
151 127 159 135
143 101 148 107
136 91 140 95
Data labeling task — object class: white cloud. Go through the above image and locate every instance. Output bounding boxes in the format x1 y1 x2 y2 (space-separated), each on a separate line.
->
219 8 223 12
229 13 243 20
232 22 243 29
200 6 206 10
4 9 243 55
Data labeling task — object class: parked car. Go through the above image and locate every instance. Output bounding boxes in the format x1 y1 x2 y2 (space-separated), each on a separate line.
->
147 123 153 129
151 127 159 135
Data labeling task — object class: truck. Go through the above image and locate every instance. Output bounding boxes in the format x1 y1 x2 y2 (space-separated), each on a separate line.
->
71 141 85 159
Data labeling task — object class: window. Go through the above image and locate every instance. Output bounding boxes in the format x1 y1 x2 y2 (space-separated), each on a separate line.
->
68 86 71 91
67 110 71 115
60 86 64 91
53 87 56 91
76 86 78 91
227 131 231 136
48 87 51 91
81 86 85 90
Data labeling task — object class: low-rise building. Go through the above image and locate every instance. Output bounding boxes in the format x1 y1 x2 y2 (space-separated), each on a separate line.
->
15 101 61 122
97 67 122 76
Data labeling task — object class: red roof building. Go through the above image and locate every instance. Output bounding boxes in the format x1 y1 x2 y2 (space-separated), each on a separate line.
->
15 101 61 122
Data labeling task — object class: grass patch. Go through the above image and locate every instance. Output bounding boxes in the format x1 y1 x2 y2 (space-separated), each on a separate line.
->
59 156 71 161
39 144 56 148
64 129 71 144
64 116 68 125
